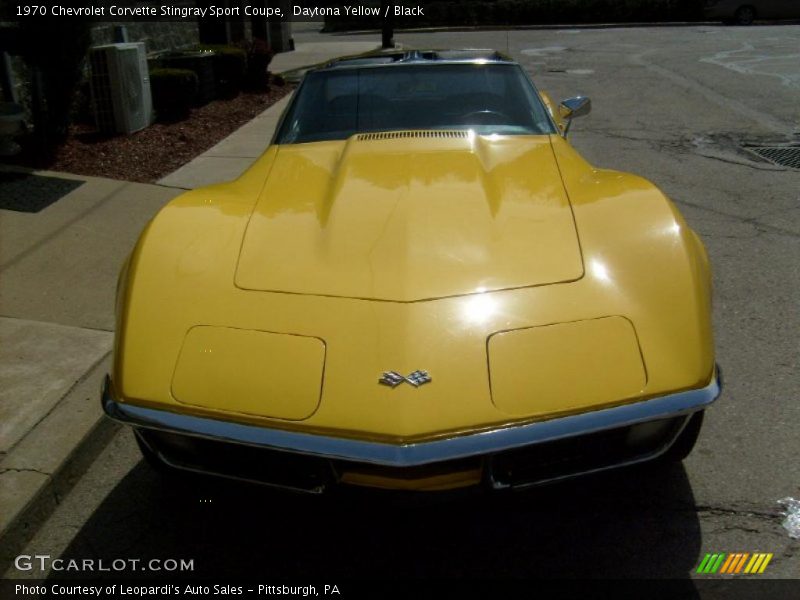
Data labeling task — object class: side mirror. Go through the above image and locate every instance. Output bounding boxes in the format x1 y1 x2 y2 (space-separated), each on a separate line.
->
558 96 591 136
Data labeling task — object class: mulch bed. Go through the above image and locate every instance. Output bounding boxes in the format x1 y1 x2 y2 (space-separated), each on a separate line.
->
11 85 294 184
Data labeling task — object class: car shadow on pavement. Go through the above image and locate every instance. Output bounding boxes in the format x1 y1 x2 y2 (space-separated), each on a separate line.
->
48 457 704 586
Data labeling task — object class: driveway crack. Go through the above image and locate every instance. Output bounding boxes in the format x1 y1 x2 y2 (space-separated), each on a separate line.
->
0 467 52 476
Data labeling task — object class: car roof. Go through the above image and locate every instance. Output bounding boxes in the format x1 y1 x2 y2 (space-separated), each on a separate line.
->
317 49 516 71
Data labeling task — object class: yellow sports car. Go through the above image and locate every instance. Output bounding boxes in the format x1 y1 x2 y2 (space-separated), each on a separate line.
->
103 50 721 493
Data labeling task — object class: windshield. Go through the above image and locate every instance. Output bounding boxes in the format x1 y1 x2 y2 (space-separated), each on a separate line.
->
276 63 556 144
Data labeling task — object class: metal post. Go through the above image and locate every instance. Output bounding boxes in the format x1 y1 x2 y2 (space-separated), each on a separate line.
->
381 1 394 49
1 52 18 103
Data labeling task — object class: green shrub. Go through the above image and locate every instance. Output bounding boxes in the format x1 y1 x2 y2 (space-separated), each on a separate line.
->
150 68 198 120
196 44 247 96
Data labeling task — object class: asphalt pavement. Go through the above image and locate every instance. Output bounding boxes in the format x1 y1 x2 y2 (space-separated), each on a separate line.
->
2 24 798 582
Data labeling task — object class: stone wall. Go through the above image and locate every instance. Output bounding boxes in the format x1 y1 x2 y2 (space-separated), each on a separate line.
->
90 21 200 54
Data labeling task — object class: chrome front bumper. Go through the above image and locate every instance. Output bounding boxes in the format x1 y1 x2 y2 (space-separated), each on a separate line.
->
102 368 721 471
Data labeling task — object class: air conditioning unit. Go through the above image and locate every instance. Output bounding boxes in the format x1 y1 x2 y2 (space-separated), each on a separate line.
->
89 43 153 134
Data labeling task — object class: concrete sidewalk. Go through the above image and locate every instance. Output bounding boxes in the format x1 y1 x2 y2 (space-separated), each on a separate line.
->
0 33 371 550
0 169 180 549
157 93 292 189
159 37 380 189
271 40 381 74
0 83 298 538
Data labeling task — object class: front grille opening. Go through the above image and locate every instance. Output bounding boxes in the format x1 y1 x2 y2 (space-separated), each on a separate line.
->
356 130 470 141
142 427 485 493
743 145 800 169
140 430 334 493
138 416 688 493
490 417 686 489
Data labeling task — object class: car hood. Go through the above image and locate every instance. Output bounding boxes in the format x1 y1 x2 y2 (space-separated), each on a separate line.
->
235 133 584 301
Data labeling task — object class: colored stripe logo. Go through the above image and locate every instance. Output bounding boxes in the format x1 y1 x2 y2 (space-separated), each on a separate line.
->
696 552 773 574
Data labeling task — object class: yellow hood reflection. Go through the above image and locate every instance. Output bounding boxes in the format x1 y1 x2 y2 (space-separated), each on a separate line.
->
235 134 584 301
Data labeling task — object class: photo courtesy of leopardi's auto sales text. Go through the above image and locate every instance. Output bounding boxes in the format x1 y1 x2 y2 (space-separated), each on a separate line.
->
11 583 340 596
1 0 799 598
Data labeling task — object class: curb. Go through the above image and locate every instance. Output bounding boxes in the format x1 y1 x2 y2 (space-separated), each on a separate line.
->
326 21 724 35
0 354 119 567
276 43 398 79
324 19 800 36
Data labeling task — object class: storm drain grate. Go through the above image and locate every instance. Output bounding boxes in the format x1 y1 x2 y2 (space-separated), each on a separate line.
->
743 146 800 169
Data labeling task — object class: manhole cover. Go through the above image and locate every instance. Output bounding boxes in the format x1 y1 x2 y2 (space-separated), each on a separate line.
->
743 146 800 169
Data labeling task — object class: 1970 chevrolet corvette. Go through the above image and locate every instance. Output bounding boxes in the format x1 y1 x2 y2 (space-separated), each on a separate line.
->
103 50 721 493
